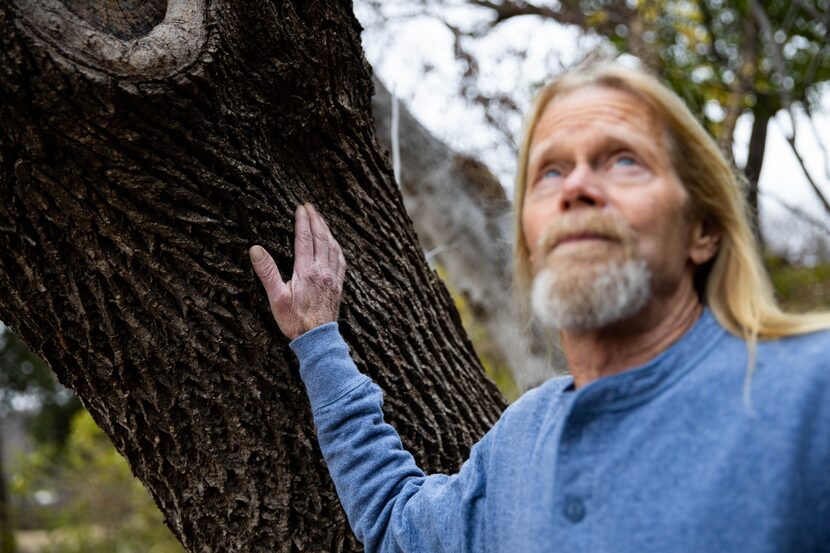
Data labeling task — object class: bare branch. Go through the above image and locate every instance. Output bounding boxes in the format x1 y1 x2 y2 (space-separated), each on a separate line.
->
467 0 585 28
465 0 634 36
791 0 823 21
751 0 830 216
782 127 830 216
761 191 830 235
802 102 830 182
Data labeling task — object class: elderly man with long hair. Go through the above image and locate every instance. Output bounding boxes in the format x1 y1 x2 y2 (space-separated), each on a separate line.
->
249 62 830 552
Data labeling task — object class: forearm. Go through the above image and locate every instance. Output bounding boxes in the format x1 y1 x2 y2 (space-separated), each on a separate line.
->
290 323 427 551
290 322 490 553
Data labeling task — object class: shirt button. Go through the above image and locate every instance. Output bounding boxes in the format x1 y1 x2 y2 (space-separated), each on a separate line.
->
563 497 586 523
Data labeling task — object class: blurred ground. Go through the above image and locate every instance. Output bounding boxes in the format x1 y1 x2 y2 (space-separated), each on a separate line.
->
15 531 48 553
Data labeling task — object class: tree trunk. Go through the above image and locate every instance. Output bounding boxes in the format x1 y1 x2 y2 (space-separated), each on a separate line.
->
0 1 506 551
743 110 770 247
371 77 565 390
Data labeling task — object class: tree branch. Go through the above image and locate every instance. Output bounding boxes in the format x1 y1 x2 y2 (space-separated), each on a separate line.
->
782 125 830 216
761 190 830 236
791 0 823 21
717 6 758 156
751 0 830 216
803 102 830 182
467 0 585 28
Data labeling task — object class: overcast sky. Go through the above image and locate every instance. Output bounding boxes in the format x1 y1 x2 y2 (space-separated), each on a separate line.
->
356 6 830 261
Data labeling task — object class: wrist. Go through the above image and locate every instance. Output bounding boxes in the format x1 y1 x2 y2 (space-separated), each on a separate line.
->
300 313 339 338
289 319 335 341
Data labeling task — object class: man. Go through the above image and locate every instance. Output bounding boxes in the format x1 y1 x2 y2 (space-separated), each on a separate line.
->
248 63 830 552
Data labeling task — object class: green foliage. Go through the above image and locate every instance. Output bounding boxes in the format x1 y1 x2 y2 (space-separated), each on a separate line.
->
767 256 830 311
0 328 57 413
0 326 81 448
12 410 184 553
435 266 520 402
628 0 830 131
25 395 82 448
0 532 13 553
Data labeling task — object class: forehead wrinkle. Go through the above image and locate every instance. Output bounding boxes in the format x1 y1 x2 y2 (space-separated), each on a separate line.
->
534 103 647 139
531 86 663 143
527 89 668 178
527 127 657 180
530 131 641 163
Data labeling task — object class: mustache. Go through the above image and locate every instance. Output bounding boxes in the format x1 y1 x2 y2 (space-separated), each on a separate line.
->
537 210 638 256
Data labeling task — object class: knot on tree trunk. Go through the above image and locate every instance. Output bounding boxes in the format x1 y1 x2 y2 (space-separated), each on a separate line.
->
60 0 166 40
13 0 205 80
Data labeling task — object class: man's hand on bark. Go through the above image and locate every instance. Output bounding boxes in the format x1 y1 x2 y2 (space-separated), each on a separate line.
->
249 203 347 340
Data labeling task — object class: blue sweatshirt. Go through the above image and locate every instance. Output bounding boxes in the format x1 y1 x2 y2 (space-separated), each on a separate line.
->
289 309 830 553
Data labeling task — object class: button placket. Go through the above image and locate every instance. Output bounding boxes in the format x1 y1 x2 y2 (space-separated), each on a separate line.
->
556 410 598 530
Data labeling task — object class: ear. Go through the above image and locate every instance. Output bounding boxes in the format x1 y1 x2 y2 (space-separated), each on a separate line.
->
689 218 721 266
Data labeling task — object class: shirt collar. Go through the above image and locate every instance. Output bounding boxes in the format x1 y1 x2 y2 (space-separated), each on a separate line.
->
565 307 727 412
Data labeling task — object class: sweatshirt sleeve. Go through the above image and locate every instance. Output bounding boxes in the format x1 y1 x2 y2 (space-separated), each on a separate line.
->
290 322 491 553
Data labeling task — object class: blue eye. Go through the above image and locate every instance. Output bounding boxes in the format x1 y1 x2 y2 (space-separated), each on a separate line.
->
615 156 637 167
542 168 561 178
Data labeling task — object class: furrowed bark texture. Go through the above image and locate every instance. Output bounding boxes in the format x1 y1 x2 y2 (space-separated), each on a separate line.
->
372 77 566 390
0 1 507 551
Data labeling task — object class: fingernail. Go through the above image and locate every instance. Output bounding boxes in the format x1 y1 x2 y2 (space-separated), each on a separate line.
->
249 245 265 262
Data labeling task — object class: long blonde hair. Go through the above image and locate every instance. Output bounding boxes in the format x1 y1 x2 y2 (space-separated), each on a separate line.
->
514 63 830 347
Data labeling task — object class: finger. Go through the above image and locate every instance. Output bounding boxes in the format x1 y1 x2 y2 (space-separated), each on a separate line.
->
328 238 339 267
322 218 340 266
249 245 289 305
306 203 330 263
336 246 347 282
294 204 314 270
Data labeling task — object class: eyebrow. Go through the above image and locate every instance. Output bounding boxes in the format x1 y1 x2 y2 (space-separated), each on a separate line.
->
527 132 654 180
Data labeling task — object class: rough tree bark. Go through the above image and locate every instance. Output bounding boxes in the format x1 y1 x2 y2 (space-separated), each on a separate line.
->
0 1 507 551
371 77 565 390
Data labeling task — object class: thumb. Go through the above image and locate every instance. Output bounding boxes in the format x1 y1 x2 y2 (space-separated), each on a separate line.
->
249 245 289 307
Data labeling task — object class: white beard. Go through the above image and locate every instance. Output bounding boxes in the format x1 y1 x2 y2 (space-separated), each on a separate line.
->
530 258 652 331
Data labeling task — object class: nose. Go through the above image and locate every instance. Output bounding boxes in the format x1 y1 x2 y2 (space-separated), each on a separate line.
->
558 163 607 212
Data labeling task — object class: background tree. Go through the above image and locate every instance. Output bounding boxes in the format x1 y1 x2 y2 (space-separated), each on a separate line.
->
361 0 830 239
0 1 506 551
